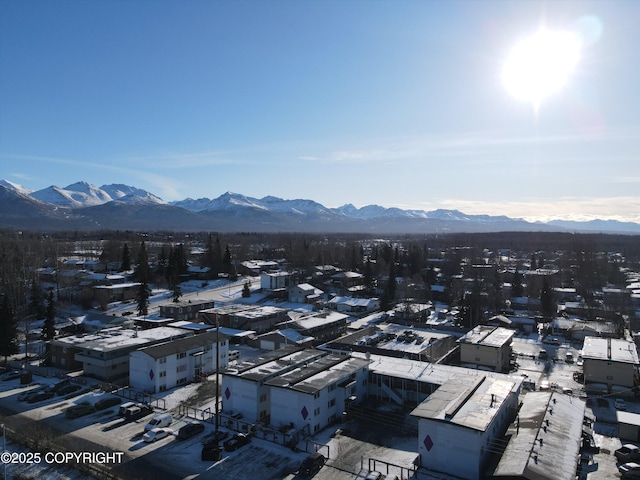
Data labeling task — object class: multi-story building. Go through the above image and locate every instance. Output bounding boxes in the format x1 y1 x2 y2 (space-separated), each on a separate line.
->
159 300 215 321
458 326 514 373
582 337 639 392
493 391 588 480
129 330 229 393
200 304 288 333
49 326 191 383
411 375 520 480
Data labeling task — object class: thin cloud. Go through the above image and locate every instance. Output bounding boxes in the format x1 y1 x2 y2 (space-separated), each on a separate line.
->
398 197 640 224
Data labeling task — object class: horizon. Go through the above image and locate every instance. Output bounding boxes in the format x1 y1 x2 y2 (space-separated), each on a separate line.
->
1 1 639 223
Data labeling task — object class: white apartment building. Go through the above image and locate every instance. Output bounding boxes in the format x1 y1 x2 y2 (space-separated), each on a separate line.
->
411 375 520 480
129 330 229 393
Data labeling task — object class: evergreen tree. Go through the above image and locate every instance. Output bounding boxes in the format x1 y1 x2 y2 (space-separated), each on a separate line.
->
0 294 19 365
386 256 397 302
242 281 251 298
530 253 538 271
43 291 56 340
137 280 150 317
43 291 56 365
29 279 46 319
363 258 375 294
223 245 233 275
135 241 150 283
167 246 182 303
512 266 524 298
120 243 131 271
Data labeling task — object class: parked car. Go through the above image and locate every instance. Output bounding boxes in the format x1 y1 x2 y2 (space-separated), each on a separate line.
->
299 452 325 476
616 444 640 462
124 403 154 421
565 352 574 363
201 429 229 445
177 421 205 440
143 427 173 443
223 433 251 452
365 472 383 480
616 399 628 411
619 462 640 479
26 390 54 403
118 401 136 416
49 378 71 393
94 396 122 410
56 384 82 396
65 402 95 419
145 413 173 432
18 388 45 402
0 370 22 381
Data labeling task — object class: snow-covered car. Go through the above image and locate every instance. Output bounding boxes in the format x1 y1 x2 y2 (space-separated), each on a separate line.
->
143 427 173 443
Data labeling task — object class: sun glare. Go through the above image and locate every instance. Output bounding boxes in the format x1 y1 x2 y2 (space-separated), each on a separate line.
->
502 29 581 108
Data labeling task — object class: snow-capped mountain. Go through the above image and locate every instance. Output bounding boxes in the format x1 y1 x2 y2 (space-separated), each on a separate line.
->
1 179 639 234
100 183 164 204
28 182 161 208
0 180 32 196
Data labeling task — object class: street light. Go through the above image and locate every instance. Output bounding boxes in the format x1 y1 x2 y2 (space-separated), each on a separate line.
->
2 423 6 480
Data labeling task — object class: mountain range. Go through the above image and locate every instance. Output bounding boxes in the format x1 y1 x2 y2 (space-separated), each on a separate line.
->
1 180 638 234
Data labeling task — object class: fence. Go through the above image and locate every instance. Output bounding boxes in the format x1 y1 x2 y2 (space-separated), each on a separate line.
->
100 383 166 410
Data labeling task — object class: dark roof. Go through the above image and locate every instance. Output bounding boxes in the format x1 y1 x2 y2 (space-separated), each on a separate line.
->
137 330 229 359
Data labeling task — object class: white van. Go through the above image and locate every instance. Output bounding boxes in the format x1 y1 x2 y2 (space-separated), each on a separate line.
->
229 350 240 361
144 413 172 432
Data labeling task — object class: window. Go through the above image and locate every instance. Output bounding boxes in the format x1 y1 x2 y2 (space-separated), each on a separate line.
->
176 377 187 385
177 364 187 373
329 383 336 392
328 398 336 408
260 393 267 403
314 407 320 416
177 352 186 359
159 357 166 364
159 385 166 392
159 371 166 378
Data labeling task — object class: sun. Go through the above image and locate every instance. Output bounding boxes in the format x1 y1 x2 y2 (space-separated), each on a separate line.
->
502 28 581 108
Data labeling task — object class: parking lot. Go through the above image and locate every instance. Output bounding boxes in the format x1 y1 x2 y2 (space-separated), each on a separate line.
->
1 333 638 480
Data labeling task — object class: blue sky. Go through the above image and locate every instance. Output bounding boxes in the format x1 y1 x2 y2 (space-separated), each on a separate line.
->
1 0 639 222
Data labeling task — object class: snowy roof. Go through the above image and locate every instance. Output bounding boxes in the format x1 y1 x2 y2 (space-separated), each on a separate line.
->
459 325 514 347
411 375 517 432
167 321 212 331
582 337 639 364
53 326 190 352
266 355 369 394
224 347 319 382
358 353 524 389
136 330 228 359
328 296 378 307
493 392 585 480
283 311 348 330
94 282 141 290
278 329 315 344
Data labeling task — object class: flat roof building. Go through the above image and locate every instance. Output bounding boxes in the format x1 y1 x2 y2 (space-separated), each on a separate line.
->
50 326 191 383
582 337 639 390
459 326 515 373
411 375 520 480
493 391 587 480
